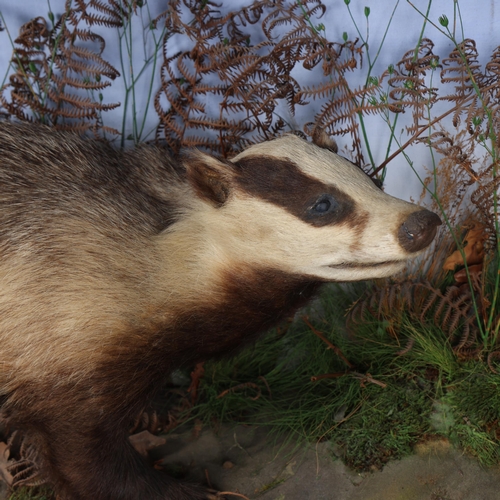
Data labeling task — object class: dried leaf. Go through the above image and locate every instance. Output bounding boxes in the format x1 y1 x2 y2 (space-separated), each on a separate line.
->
0 442 13 486
443 225 487 270
453 263 483 284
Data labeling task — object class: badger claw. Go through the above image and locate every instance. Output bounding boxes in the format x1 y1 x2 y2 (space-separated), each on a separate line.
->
206 490 226 499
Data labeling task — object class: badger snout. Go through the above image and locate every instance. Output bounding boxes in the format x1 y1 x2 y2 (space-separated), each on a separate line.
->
398 209 442 253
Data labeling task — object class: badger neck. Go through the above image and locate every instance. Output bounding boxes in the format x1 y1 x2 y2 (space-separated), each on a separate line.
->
172 266 321 365
152 227 321 367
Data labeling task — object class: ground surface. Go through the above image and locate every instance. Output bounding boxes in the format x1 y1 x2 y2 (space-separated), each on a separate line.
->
158 424 500 500
1 423 499 499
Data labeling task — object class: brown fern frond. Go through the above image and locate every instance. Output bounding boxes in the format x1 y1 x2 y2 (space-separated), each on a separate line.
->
487 351 500 373
416 282 478 348
441 39 482 98
8 460 45 489
298 79 347 102
69 0 124 28
57 44 119 79
154 0 375 161
396 337 415 356
49 73 111 91
0 430 47 489
130 408 161 435
425 130 479 181
348 280 480 352
385 38 439 135
470 162 500 248
156 1 280 154
0 6 120 133
440 39 486 132
348 281 416 326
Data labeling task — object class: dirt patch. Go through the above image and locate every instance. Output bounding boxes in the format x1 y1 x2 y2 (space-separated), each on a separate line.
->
156 424 500 500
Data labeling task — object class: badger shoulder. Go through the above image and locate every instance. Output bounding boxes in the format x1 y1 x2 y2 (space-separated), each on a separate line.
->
0 121 187 237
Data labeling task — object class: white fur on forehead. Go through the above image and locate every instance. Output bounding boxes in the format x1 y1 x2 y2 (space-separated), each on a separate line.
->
233 134 311 160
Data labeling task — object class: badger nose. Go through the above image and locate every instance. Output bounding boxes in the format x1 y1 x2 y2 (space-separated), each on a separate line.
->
398 209 442 253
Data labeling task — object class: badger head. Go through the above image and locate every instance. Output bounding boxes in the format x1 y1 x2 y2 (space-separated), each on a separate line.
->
179 134 441 283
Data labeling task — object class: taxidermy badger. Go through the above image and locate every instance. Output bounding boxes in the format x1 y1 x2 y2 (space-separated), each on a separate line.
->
0 122 440 499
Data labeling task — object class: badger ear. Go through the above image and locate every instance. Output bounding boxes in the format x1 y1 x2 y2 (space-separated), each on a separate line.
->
311 127 338 153
183 151 234 207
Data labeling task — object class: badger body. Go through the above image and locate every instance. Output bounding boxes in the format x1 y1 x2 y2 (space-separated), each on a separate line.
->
0 122 440 499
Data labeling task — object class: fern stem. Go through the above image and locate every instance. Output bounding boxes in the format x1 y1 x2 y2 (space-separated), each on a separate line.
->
344 1 401 173
373 95 476 176
118 21 130 149
127 4 139 143
137 2 169 141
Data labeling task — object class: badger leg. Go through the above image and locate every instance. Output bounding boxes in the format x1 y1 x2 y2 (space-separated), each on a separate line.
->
9 387 217 500
47 428 213 499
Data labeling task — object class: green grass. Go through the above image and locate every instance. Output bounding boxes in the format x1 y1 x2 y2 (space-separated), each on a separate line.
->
7 488 55 500
186 285 500 470
442 369 500 466
333 378 432 470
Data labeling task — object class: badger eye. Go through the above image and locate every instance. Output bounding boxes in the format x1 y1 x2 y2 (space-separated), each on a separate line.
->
310 194 337 215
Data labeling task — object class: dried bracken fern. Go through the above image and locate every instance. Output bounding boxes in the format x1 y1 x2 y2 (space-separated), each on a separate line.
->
348 280 480 353
148 0 399 162
470 163 500 249
423 39 500 256
441 39 483 131
385 38 439 136
155 0 319 155
0 430 46 489
129 408 161 435
0 1 121 134
418 281 478 349
348 281 416 329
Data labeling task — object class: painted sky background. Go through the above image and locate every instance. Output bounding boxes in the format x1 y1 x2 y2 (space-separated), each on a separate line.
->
0 1 497 203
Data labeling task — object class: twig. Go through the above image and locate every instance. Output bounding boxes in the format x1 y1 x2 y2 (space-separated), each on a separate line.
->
487 350 500 374
217 382 261 400
374 81 498 175
351 372 387 388
311 371 386 388
373 99 468 175
205 468 213 489
187 362 205 404
310 372 345 382
302 316 354 368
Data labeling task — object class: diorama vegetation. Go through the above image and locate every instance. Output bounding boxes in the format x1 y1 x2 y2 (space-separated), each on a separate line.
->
0 0 499 498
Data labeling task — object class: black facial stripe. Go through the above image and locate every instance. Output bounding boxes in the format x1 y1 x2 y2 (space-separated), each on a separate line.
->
233 156 355 227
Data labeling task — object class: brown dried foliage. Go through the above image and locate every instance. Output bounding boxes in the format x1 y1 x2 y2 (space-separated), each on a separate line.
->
0 1 497 168
153 0 371 159
384 38 439 135
0 0 429 165
0 1 121 134
376 38 500 354
0 423 46 490
348 280 480 352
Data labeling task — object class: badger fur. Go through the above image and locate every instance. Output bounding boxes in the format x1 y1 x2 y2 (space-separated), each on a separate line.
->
0 122 440 500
